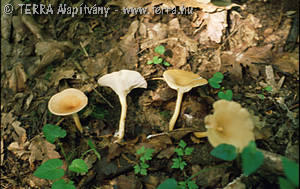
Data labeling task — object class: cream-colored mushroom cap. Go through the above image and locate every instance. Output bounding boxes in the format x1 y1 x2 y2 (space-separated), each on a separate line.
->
205 100 255 152
98 70 147 97
163 69 208 93
48 88 88 116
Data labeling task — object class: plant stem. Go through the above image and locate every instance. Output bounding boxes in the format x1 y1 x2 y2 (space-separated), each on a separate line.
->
193 131 208 138
169 91 184 131
80 149 94 159
72 113 83 133
115 95 127 143
57 140 68 163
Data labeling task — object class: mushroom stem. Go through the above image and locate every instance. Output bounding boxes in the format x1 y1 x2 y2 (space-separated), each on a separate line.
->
193 131 208 138
72 113 83 133
169 91 184 131
116 95 127 142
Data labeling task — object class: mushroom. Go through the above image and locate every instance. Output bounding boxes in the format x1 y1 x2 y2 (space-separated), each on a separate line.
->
98 70 147 142
194 100 255 152
163 69 208 131
48 88 88 133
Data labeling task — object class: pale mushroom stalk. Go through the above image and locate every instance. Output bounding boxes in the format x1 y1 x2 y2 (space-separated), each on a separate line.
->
163 69 208 131
116 94 127 142
169 91 184 131
98 70 147 143
72 113 83 133
193 131 208 138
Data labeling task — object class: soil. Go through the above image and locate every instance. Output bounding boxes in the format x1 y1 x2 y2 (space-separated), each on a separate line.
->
1 0 299 189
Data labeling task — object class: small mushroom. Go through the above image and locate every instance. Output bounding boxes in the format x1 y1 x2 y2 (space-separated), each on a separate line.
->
48 88 88 133
163 69 207 131
194 100 255 151
98 70 147 142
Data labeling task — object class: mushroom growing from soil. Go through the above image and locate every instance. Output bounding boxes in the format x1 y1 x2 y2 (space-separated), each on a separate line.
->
163 69 208 131
194 100 255 151
48 88 88 133
98 70 147 143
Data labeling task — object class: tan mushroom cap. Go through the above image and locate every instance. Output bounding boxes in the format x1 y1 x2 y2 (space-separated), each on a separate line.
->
163 69 208 93
205 100 255 151
48 88 88 116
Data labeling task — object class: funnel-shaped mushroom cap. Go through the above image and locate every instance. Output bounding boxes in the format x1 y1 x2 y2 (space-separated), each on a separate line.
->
163 69 208 93
98 70 147 98
48 88 88 116
205 100 254 151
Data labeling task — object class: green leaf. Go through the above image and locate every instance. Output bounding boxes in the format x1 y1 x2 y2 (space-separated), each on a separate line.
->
33 159 64 180
187 180 199 189
52 179 75 189
147 60 154 65
69 159 88 173
134 164 141 174
154 45 165 55
218 90 233 101
137 146 145 155
281 157 299 187
264 86 273 92
178 140 187 149
174 148 184 156
157 178 181 189
153 56 163 64
241 141 264 176
171 158 181 169
87 139 101 160
163 61 171 67
208 79 221 89
179 160 187 170
213 72 224 80
211 0 232 7
210 144 237 161
184 147 194 156
42 124 66 143
279 177 295 189
140 168 148 175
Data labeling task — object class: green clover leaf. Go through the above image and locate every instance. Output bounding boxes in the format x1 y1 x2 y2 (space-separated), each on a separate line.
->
154 45 165 55
218 90 233 101
241 141 264 176
42 124 66 144
33 159 65 180
52 179 75 189
210 144 237 161
69 159 88 173
153 56 163 64
282 157 299 187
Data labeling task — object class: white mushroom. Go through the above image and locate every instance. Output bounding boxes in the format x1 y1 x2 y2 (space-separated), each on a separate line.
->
163 69 208 131
48 88 88 133
194 100 255 152
98 70 147 142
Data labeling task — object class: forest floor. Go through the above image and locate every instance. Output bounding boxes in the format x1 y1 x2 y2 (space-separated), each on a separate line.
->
1 0 299 188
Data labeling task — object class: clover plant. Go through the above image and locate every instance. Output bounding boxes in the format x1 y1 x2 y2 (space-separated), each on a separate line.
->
208 72 233 101
147 45 171 67
210 141 264 176
172 140 194 170
279 157 299 189
34 124 100 189
134 146 155 176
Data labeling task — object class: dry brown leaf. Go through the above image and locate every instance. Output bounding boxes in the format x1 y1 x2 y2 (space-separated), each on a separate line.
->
28 136 61 169
205 11 228 43
52 69 75 86
221 44 273 79
7 63 27 92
